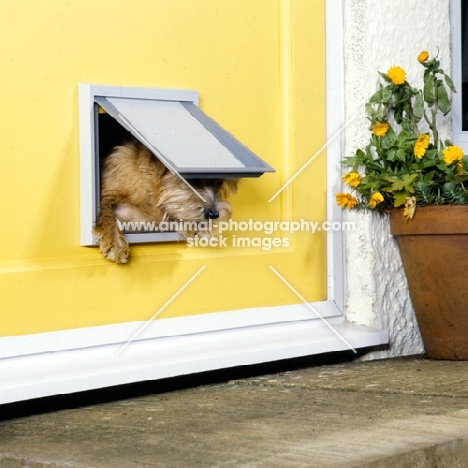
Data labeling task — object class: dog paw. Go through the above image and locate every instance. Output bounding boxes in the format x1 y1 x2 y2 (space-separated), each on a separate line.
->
95 233 130 264
103 245 130 264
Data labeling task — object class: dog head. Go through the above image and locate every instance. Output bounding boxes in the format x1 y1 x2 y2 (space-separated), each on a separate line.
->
157 175 238 237
188 178 238 220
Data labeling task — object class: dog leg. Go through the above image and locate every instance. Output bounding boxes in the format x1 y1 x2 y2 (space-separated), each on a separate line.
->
93 196 130 264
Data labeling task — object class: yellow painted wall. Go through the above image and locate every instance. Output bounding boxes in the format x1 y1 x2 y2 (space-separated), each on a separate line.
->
0 0 326 337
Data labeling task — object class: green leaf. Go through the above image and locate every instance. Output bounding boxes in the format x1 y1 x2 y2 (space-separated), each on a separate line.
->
386 148 396 161
442 182 468 204
424 74 435 105
395 129 409 143
383 174 418 193
418 158 439 170
393 191 411 207
396 148 407 161
380 86 392 102
424 148 439 160
444 74 456 93
437 82 451 115
422 171 435 184
368 86 392 104
413 92 424 122
437 163 450 171
379 72 391 83
463 155 468 171
443 182 456 193
381 129 397 150
415 182 435 205
368 90 383 104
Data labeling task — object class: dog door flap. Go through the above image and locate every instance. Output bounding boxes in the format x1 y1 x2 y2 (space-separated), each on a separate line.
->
95 96 274 178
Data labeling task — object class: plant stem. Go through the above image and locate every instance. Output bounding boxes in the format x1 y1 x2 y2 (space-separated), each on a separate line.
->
431 106 438 148
423 107 439 149
423 72 440 148
431 75 439 148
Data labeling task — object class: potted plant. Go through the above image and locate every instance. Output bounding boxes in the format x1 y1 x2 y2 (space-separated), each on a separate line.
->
336 51 468 360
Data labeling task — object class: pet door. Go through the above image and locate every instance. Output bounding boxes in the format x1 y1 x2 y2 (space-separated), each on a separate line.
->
78 84 274 247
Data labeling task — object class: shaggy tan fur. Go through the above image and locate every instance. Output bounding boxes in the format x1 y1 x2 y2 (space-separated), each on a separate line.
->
93 141 237 263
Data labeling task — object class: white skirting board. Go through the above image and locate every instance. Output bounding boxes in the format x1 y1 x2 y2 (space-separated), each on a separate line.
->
0 304 387 405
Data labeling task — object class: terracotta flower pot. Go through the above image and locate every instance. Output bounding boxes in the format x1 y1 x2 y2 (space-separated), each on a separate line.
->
390 205 468 359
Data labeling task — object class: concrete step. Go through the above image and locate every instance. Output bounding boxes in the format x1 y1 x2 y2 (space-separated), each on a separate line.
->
1 356 468 467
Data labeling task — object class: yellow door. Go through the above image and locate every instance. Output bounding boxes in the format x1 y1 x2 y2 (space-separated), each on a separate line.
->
0 0 327 336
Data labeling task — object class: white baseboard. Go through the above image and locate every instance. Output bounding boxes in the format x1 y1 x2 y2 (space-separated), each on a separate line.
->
0 303 387 404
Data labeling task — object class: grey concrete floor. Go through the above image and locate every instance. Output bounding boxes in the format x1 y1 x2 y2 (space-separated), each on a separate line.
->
2 356 468 467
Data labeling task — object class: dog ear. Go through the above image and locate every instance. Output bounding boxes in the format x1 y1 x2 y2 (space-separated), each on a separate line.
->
222 179 238 196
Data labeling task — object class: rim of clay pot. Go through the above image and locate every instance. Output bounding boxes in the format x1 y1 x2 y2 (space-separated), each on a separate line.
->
389 205 468 236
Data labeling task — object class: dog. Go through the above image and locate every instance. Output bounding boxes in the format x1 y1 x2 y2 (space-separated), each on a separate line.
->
93 140 238 263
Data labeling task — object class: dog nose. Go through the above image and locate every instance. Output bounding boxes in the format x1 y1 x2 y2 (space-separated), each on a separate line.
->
204 208 219 219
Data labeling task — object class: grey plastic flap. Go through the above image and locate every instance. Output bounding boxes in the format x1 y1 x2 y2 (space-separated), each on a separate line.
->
95 96 275 178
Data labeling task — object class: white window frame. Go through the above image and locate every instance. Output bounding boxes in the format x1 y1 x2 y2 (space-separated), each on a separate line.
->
450 0 468 152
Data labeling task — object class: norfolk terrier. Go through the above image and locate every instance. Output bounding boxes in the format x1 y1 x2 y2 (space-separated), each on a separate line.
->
93 140 238 263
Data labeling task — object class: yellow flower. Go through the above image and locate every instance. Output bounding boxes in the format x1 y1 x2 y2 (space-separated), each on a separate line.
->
442 145 464 165
413 134 430 159
368 192 384 209
336 192 358 210
387 66 406 85
342 172 362 188
442 145 465 175
372 122 389 137
418 51 429 63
